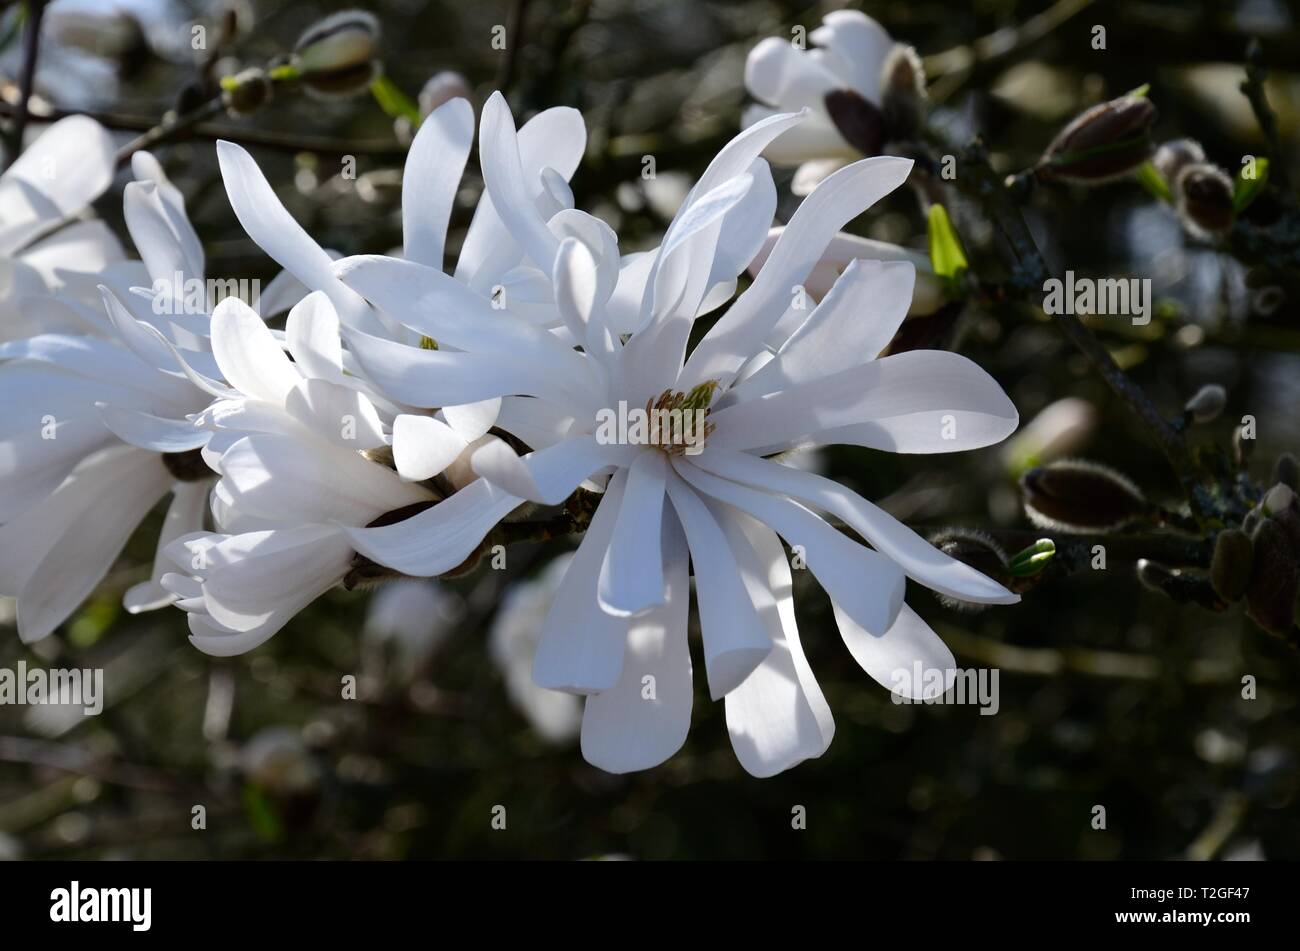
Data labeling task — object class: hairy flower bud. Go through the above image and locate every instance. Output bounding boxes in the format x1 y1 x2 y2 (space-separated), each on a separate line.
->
1245 517 1300 636
419 70 473 118
1272 452 1298 492
1233 424 1255 468
1020 460 1149 533
1263 482 1296 516
927 528 1010 611
1153 137 1205 184
1174 162 1235 237
880 44 927 141
293 9 380 98
221 67 272 116
1210 528 1254 602
1184 383 1226 423
824 88 887 157
1037 93 1157 185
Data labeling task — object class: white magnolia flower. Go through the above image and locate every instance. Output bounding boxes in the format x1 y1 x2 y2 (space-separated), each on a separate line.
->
0 116 122 340
0 150 225 642
744 10 918 195
488 553 583 745
156 95 594 653
329 102 1020 777
160 292 435 656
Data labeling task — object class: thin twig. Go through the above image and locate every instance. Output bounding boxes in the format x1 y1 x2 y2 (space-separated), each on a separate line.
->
2 0 45 169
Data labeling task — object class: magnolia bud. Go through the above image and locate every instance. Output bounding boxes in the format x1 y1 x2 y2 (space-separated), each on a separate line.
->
1210 528 1253 602
419 71 473 118
1020 460 1149 533
1153 138 1205 183
1233 425 1255 468
1037 93 1157 185
1263 482 1296 516
927 529 1009 611
240 727 321 796
293 9 380 98
1002 397 1097 474
1273 453 1299 492
1174 163 1235 237
880 44 927 141
1184 383 1226 423
824 88 886 157
1246 517 1299 636
221 67 272 116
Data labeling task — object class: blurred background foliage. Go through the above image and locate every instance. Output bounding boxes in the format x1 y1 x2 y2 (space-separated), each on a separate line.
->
1 0 1298 859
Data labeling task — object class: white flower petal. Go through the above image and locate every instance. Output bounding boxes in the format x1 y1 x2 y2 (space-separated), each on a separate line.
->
96 403 210 453
341 475 521 577
809 10 894 103
392 413 467 481
124 481 212 613
478 92 562 274
220 433 431 525
734 258 915 400
533 471 630 694
834 600 956 698
211 297 301 405
716 507 834 777
441 398 500 443
598 449 668 617
581 509 693 772
663 468 772 698
681 155 913 391
284 290 345 383
709 349 1020 455
694 449 1018 604
5 447 172 643
402 96 474 269
284 377 388 450
674 458 906 636
472 434 638 505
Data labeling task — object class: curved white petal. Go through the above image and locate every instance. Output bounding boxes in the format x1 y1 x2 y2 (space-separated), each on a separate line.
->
96 403 210 453
533 471 629 694
402 96 475 269
597 449 668 617
211 297 301 405
708 349 1020 455
124 481 212 613
680 155 914 390
695 449 1018 604
716 507 834 777
663 468 771 698
581 509 693 772
835 600 956 699
284 377 388 450
341 476 522 577
673 458 905 636
392 413 467 481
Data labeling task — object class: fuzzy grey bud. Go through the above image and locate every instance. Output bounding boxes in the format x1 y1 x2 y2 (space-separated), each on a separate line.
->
1184 383 1226 423
1174 163 1235 237
293 9 381 98
880 45 926 141
1210 528 1253 602
1020 460 1149 533
824 88 887 157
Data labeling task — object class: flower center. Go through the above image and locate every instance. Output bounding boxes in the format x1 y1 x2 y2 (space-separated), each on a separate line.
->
644 380 718 456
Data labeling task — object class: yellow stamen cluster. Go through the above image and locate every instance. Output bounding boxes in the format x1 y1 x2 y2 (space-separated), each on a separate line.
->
645 380 718 455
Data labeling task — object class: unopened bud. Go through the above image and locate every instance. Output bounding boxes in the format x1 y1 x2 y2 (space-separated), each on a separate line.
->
1210 528 1253 602
221 67 272 115
1233 425 1255 468
927 528 1009 611
419 71 473 118
1037 93 1157 185
880 45 926 141
240 727 320 797
1174 163 1235 237
1184 383 1226 423
1020 460 1149 533
1153 138 1205 184
1002 397 1097 474
1272 453 1298 492
1246 517 1300 636
1263 482 1296 516
824 88 887 157
293 9 380 98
